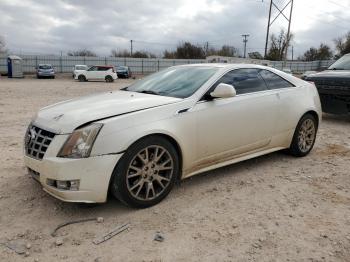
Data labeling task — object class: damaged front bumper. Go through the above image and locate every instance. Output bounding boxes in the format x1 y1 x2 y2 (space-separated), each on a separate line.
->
24 134 122 203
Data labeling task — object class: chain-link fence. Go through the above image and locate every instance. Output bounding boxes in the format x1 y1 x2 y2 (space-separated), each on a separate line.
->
0 54 335 75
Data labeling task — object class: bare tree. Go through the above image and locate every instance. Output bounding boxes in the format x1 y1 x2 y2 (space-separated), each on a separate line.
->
300 43 333 61
111 49 130 57
111 49 156 58
266 30 293 61
67 49 97 57
334 32 350 58
0 35 8 54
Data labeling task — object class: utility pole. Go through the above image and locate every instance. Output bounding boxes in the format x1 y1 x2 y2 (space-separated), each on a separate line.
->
263 0 294 60
284 0 294 61
291 45 294 61
264 0 273 58
242 34 249 58
205 41 209 56
130 40 133 57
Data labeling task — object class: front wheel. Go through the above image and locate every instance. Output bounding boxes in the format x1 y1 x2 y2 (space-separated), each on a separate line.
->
110 136 179 208
78 75 86 82
105 75 114 82
288 113 318 157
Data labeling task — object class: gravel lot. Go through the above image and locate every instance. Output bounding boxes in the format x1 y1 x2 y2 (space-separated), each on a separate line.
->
0 75 350 262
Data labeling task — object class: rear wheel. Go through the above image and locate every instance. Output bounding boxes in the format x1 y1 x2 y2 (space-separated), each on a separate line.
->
105 75 114 82
110 136 179 208
78 75 86 82
288 114 318 157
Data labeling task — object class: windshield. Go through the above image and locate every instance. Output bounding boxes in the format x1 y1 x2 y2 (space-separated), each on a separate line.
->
126 66 218 98
117 66 128 70
328 55 350 70
39 65 52 69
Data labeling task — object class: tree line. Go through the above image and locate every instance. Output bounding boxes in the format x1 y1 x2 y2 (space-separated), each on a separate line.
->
1 31 350 61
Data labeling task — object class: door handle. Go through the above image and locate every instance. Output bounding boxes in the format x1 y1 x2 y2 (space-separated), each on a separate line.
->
177 108 190 114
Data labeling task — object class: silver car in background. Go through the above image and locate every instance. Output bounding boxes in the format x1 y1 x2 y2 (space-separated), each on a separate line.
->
36 64 55 79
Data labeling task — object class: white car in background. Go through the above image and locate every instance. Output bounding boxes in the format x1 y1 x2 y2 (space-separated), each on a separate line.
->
72 65 88 78
24 64 321 208
75 65 118 82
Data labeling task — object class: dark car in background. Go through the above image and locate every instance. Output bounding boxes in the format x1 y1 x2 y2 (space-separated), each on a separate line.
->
36 64 55 79
305 54 350 115
116 66 131 78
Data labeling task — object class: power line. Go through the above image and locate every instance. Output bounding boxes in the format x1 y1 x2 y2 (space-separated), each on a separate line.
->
327 0 349 9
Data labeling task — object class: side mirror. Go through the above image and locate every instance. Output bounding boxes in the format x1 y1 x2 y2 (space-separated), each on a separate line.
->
210 83 236 99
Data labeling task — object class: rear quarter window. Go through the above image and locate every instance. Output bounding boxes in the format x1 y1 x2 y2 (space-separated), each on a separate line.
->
259 70 294 90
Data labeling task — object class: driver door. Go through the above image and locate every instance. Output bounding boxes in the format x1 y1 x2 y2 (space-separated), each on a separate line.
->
192 68 280 167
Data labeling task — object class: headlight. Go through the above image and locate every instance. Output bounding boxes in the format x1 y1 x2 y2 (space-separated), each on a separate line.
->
57 123 103 158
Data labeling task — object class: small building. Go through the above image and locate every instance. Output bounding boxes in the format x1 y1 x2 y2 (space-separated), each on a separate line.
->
7 55 23 78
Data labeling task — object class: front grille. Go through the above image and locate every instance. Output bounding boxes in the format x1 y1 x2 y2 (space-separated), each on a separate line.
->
313 79 350 91
25 125 55 160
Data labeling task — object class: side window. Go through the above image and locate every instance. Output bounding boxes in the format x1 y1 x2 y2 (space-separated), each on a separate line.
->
88 66 97 71
210 69 268 95
98 67 109 71
259 70 294 90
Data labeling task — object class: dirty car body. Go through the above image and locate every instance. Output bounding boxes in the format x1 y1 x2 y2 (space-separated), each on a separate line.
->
24 64 321 207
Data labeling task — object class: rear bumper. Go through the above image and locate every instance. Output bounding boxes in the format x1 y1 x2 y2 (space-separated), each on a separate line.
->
24 153 122 203
37 72 55 76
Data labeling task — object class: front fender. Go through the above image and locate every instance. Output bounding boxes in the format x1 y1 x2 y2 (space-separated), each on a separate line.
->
90 100 197 171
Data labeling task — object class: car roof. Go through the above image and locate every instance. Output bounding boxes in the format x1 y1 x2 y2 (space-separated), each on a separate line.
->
174 63 273 70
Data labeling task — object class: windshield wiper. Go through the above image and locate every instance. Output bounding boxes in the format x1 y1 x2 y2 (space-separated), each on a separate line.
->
138 90 162 96
330 67 344 70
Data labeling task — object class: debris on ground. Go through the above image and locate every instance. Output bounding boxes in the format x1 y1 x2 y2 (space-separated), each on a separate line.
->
93 223 130 245
55 238 63 246
51 217 99 237
154 232 165 242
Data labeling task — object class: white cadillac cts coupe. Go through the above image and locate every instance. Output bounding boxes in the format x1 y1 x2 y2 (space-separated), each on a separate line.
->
24 64 321 208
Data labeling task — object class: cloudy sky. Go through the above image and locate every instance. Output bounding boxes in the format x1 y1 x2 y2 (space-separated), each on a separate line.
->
0 0 349 58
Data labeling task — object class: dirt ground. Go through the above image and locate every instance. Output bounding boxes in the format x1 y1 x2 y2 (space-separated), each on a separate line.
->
0 75 350 262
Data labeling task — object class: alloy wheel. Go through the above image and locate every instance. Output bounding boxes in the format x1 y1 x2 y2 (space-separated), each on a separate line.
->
297 118 316 153
126 145 174 201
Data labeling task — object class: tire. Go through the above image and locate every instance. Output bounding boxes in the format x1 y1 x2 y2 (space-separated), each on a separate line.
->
110 136 179 208
36 75 40 79
105 75 114 82
288 113 318 157
78 75 86 82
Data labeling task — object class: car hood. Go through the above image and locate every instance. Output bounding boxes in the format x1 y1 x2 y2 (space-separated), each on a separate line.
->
306 70 350 80
34 91 182 134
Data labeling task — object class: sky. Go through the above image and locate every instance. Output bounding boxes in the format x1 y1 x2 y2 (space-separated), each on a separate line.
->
0 0 349 58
